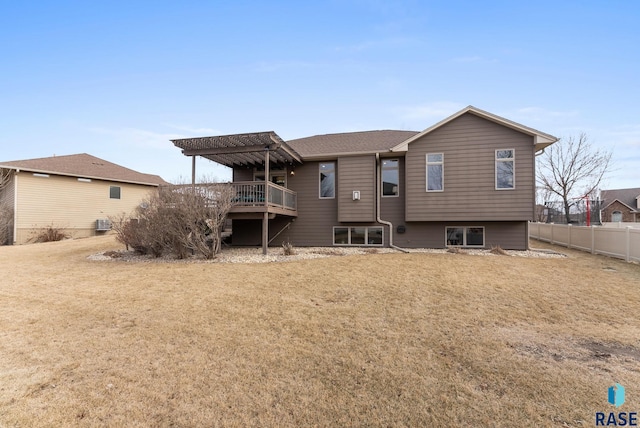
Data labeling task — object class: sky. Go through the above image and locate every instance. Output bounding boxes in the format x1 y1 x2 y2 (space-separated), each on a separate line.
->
1 1 639 189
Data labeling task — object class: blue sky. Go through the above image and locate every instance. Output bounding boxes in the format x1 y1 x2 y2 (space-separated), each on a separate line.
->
1 1 638 189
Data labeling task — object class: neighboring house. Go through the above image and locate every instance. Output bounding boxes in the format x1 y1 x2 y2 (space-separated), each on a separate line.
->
172 106 558 252
600 187 640 223
0 153 167 244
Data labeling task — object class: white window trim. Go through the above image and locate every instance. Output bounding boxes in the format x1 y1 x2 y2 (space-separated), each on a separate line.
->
381 158 400 198
495 149 515 190
319 162 336 199
332 226 384 246
426 153 444 192
445 226 485 248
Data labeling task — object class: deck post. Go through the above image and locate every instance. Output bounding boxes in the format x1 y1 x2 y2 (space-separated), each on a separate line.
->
262 148 270 255
191 156 196 188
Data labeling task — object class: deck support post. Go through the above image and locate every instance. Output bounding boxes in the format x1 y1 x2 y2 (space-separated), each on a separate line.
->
191 156 196 188
262 149 270 255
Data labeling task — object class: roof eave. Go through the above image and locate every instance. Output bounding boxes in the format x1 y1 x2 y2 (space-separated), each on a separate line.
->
5 166 162 187
299 149 398 161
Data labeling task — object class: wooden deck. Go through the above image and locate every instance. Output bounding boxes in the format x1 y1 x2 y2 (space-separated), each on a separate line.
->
228 181 297 218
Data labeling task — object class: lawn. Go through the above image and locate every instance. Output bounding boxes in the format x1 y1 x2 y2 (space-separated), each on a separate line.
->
0 236 639 427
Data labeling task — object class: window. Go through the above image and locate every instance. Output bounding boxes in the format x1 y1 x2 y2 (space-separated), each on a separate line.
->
110 186 121 199
426 153 443 191
496 149 515 189
254 169 286 187
319 162 335 198
446 226 484 247
612 211 623 222
382 159 399 197
333 226 383 246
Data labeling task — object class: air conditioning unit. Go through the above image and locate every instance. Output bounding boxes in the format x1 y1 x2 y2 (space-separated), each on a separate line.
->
96 219 112 231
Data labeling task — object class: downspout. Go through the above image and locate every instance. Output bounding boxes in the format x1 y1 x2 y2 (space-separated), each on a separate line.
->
375 153 409 253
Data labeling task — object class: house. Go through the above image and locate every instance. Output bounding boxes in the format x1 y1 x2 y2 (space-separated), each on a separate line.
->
0 153 167 244
600 187 640 223
171 106 558 253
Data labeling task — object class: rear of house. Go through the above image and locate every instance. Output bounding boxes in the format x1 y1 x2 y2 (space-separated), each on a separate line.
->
172 106 557 251
0 153 167 244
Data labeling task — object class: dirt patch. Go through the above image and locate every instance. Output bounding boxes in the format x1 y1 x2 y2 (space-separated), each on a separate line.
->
583 341 640 362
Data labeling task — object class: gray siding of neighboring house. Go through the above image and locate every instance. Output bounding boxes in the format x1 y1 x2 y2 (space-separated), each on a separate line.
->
405 113 535 222
338 155 376 222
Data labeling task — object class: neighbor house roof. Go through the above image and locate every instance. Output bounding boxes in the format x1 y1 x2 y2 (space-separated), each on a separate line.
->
601 187 640 211
0 153 167 186
287 130 419 159
391 105 558 152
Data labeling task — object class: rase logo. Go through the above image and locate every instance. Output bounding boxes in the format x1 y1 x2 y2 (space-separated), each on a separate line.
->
610 384 626 408
596 383 637 426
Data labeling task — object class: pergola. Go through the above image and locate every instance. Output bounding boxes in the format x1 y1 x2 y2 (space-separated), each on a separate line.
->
171 132 302 255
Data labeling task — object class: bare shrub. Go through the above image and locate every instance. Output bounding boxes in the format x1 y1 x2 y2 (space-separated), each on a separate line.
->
31 225 69 243
282 240 295 256
0 204 12 245
110 183 234 259
447 247 468 255
490 245 510 256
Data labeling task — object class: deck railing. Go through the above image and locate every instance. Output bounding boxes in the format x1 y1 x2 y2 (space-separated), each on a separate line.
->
231 181 297 211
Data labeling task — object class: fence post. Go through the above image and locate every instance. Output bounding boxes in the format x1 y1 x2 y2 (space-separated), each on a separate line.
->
567 224 572 249
627 227 631 263
550 224 554 245
591 226 595 254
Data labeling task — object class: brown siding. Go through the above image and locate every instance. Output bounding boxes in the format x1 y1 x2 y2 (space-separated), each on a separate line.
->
392 221 527 250
232 161 339 247
233 167 254 181
338 155 375 222
14 172 157 244
405 113 536 222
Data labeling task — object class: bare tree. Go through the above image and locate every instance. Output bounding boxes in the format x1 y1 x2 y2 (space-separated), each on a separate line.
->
537 133 612 224
534 186 554 222
0 169 14 245
0 168 12 191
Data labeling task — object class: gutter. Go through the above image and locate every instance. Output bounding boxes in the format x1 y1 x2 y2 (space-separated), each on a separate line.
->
375 153 410 253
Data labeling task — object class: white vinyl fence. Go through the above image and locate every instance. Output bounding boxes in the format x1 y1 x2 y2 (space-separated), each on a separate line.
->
529 222 640 263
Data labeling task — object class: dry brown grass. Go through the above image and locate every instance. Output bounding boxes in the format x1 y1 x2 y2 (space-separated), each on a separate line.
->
1 236 639 427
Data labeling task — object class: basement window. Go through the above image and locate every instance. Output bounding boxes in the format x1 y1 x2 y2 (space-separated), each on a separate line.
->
446 226 484 247
110 186 121 199
333 226 383 246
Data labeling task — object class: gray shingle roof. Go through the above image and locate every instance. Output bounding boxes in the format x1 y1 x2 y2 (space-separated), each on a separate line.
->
601 187 640 211
0 153 167 186
287 130 419 158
